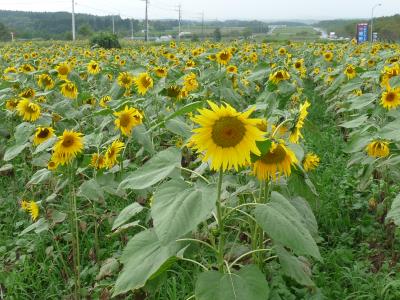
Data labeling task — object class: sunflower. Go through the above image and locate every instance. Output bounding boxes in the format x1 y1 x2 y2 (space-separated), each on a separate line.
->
114 105 143 136
366 140 390 158
16 98 41 122
216 49 232 65
189 101 265 171
166 85 182 99
183 72 199 92
21 200 39 221
5 99 19 111
87 60 101 75
344 64 357 80
252 141 298 181
19 88 36 99
56 62 71 79
90 153 106 169
323 52 333 62
380 87 400 110
269 70 290 85
226 65 238 74
20 64 35 73
105 140 125 169
289 100 310 144
33 126 55 146
37 74 55 90
47 160 58 170
60 81 78 99
154 66 168 78
117 72 134 89
134 72 153 95
100 95 112 108
303 153 320 172
278 47 287 56
51 130 84 165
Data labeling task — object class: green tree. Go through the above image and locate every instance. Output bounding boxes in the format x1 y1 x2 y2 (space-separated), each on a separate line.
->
214 28 222 41
0 22 10 41
78 23 93 38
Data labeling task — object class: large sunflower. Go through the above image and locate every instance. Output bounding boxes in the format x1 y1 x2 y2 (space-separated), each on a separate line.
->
366 140 390 158
252 141 298 181
380 87 400 110
16 98 41 122
52 130 84 165
117 72 134 89
114 106 143 136
105 140 125 169
33 126 55 146
87 60 101 75
134 72 153 95
37 74 55 90
189 101 265 171
216 49 232 65
60 81 78 100
90 153 106 169
56 62 71 79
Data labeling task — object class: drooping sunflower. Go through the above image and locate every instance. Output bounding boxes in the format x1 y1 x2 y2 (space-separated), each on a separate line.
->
90 153 106 169
21 200 39 221
166 85 182 99
216 49 232 65
33 126 55 146
366 140 390 158
303 152 320 172
105 140 125 169
37 74 55 90
20 64 36 73
269 70 290 85
87 60 101 75
289 100 311 144
134 72 154 95
56 62 71 79
99 95 112 108
344 64 357 80
189 101 265 171
19 88 35 99
114 106 143 136
183 72 199 92
117 72 134 89
154 66 168 78
380 87 400 110
16 98 41 122
252 141 298 181
51 130 84 165
5 99 19 111
60 81 78 99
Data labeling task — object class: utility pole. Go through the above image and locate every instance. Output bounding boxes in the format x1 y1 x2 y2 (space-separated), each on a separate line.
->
370 3 382 42
143 0 149 42
10 32 14 42
112 15 115 34
201 11 205 40
131 19 134 40
71 0 76 41
177 4 181 42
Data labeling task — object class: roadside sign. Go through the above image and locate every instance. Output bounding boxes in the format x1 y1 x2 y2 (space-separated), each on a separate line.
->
357 23 369 43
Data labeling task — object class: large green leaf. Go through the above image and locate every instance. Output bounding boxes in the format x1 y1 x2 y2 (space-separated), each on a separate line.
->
254 192 321 260
152 179 216 244
26 168 52 186
195 265 269 300
276 246 315 287
165 118 192 138
339 114 368 129
3 143 30 161
378 119 400 141
77 179 104 203
386 194 400 226
113 229 183 296
118 147 181 190
112 202 144 231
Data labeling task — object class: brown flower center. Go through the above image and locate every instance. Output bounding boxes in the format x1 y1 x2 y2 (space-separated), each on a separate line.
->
38 128 50 138
211 116 245 148
62 136 75 147
261 145 287 164
119 113 131 127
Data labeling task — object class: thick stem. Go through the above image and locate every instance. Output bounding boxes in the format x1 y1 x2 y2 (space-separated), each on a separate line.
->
215 168 225 272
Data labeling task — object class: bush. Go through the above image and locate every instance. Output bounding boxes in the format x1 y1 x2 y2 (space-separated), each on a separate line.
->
90 32 121 49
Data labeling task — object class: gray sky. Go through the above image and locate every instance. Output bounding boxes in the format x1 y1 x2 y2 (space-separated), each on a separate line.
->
1 0 399 20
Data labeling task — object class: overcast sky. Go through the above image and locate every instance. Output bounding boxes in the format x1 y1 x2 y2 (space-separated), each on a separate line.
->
1 0 399 20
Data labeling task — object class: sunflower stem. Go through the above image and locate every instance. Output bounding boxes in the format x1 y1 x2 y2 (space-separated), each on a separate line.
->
215 168 225 272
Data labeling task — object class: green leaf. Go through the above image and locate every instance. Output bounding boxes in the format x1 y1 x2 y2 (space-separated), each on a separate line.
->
386 194 400 226
165 118 192 139
254 192 321 260
195 265 269 300
339 114 368 129
19 218 49 236
379 119 400 141
96 258 120 280
33 137 57 154
289 197 319 241
118 147 181 190
133 124 155 154
343 133 371 153
348 93 375 110
165 101 203 121
3 143 30 161
14 122 35 144
77 179 104 203
276 246 315 287
152 179 216 244
113 229 183 296
27 168 52 186
112 202 144 231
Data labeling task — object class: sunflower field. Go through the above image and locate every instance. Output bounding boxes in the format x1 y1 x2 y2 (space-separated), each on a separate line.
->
1 39 400 299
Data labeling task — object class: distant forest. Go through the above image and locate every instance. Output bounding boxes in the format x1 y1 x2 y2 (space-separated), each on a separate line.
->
316 14 400 41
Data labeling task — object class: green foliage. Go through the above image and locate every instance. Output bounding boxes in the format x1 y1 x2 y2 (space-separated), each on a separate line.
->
0 22 9 41
214 28 222 41
90 32 121 49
